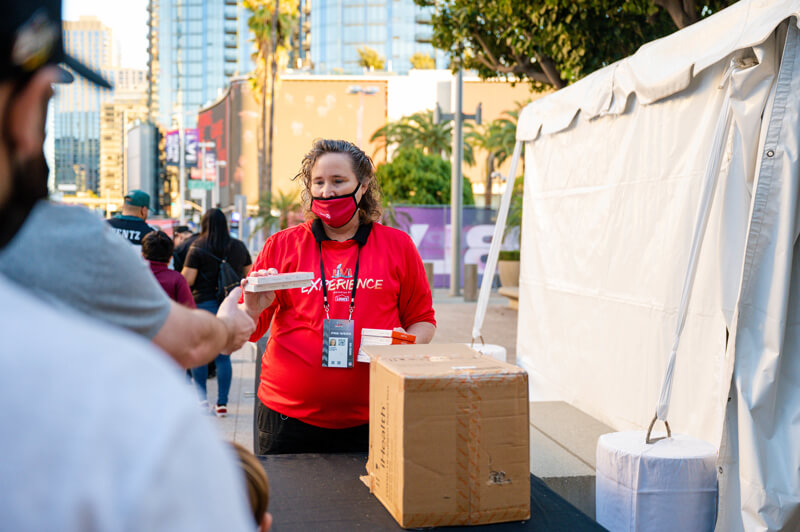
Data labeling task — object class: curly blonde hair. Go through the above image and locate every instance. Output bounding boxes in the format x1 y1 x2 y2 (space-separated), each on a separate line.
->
293 139 382 224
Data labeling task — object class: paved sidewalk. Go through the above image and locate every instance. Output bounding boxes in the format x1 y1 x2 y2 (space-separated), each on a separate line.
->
205 289 519 450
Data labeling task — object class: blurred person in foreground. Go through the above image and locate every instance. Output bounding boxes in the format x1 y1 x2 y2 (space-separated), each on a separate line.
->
247 139 436 454
1 177 258 368
0 2 254 530
0 193 256 368
231 442 273 532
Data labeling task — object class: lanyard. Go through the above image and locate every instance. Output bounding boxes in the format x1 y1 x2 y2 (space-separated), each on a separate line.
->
319 242 362 320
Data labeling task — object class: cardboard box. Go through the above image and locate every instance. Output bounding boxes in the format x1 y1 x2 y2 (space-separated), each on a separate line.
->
362 344 530 528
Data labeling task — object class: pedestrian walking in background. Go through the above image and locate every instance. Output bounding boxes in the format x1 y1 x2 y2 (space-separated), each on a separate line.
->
182 208 253 416
173 224 198 272
142 231 195 308
107 189 155 246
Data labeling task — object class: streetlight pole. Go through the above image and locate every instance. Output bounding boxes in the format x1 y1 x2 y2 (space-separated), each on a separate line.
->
346 85 379 148
214 160 227 208
178 119 186 224
450 69 464 296
434 71 481 298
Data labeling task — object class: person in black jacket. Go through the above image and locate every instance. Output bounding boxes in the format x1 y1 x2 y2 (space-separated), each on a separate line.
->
173 225 198 272
107 190 154 246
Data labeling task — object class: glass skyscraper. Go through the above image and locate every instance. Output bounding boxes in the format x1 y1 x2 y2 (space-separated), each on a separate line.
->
310 0 443 75
50 17 148 194
153 0 256 128
52 16 115 192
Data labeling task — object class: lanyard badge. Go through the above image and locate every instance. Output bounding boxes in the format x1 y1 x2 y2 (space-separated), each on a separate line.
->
322 319 354 368
320 243 362 368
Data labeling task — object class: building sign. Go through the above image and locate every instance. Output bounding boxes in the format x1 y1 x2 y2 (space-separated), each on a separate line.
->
394 206 519 288
165 128 198 167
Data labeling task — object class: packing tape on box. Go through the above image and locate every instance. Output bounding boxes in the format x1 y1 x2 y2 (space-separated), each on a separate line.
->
363 367 527 527
403 371 523 526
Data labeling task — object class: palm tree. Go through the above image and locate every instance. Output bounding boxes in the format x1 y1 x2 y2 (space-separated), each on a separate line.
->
464 123 497 208
370 110 474 164
253 188 301 233
244 0 297 210
465 101 527 207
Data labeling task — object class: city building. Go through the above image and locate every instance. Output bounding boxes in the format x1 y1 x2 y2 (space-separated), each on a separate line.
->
309 0 445 75
146 0 161 123
99 87 149 200
127 123 161 211
51 15 149 195
150 0 258 129
52 16 116 193
194 70 536 209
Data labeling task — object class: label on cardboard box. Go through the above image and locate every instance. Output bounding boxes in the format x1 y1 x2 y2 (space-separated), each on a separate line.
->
363 343 530 528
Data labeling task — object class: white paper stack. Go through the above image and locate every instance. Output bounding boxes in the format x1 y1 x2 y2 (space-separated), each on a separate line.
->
596 431 717 532
244 272 314 293
357 328 416 363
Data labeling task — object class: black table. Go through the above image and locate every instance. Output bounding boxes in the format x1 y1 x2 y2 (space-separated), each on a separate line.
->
260 453 607 531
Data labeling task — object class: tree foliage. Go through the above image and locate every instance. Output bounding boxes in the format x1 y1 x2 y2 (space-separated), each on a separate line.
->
377 149 475 206
410 52 436 69
245 0 298 205
254 188 302 233
370 110 474 165
416 0 737 90
357 46 385 71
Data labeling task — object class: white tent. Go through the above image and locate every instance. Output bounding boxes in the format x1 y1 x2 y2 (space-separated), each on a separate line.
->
512 1 800 530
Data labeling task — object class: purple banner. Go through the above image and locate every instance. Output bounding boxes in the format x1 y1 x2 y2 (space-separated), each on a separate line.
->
164 128 198 166
393 206 519 288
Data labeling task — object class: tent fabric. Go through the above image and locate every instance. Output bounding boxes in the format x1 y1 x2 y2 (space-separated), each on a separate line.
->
517 30 777 444
515 1 800 529
716 22 800 532
516 0 800 143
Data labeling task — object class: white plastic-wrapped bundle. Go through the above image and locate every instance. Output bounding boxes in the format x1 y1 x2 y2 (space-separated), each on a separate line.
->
465 343 507 364
596 431 717 532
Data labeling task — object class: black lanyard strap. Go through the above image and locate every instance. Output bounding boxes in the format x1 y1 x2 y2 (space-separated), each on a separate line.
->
319 242 362 320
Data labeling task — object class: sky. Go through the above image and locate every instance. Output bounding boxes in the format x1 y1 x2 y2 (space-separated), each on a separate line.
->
63 0 149 70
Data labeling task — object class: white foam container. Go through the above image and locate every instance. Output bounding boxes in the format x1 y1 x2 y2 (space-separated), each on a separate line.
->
596 431 717 532
465 343 507 364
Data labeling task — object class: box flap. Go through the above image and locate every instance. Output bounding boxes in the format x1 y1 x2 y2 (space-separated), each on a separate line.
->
361 343 525 378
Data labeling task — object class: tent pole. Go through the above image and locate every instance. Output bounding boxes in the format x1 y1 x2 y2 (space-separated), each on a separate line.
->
471 140 523 341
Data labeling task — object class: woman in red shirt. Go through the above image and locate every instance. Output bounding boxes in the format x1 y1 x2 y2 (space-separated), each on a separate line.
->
245 139 436 454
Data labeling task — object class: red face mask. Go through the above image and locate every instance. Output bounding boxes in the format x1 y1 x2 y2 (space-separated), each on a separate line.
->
311 182 362 228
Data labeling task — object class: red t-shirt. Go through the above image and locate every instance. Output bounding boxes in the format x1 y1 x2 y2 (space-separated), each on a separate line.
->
250 220 436 428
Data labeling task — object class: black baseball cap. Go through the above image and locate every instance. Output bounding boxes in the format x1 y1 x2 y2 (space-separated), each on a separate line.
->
0 0 112 88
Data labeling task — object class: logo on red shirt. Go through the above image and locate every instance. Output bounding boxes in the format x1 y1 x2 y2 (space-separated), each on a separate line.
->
331 263 353 279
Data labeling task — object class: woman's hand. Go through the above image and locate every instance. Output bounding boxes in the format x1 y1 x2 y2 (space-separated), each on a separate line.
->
241 268 279 320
